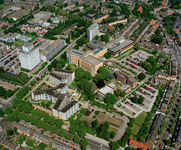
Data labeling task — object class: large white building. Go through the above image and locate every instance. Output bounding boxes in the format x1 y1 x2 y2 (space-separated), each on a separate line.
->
39 39 66 62
87 23 99 41
18 42 40 70
31 69 79 120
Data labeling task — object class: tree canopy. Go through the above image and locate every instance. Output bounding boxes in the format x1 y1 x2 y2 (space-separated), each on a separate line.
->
104 93 117 105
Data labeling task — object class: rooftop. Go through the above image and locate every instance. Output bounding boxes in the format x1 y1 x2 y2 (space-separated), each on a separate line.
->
8 9 29 19
106 36 133 53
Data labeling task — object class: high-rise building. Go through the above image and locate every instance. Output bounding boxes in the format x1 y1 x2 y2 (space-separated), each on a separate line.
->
18 42 40 70
87 23 99 41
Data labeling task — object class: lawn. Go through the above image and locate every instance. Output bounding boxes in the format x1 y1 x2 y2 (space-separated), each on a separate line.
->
25 34 37 41
134 112 147 126
131 123 141 135
107 126 118 134
14 39 24 46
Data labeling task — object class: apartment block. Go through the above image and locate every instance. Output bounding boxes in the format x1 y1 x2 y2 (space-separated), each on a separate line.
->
49 68 75 86
39 39 66 62
87 23 99 41
32 82 79 120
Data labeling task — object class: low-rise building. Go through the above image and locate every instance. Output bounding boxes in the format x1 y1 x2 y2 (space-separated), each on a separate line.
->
51 17 65 23
30 11 54 25
0 118 9 132
67 47 107 74
0 33 20 42
83 12 108 23
86 40 104 50
114 71 137 88
106 36 134 57
0 19 8 28
62 23 77 35
14 2 36 10
129 138 150 150
135 22 150 42
97 83 116 99
39 39 66 62
0 136 17 150
8 9 29 21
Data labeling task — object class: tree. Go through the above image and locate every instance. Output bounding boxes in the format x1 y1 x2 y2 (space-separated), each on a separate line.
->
55 119 63 128
6 89 13 97
93 73 103 83
23 104 32 113
66 133 73 140
138 73 146 81
50 126 58 134
0 109 4 117
104 52 112 59
74 135 80 143
101 34 110 43
97 66 109 79
160 53 165 58
110 131 116 139
148 56 154 63
0 0 3 5
18 72 29 84
78 128 86 137
120 92 126 97
155 28 161 35
80 139 89 147
26 139 34 147
104 93 117 105
93 119 98 129
30 116 39 125
110 141 120 150
69 125 78 134
4 106 12 114
24 115 31 122
19 137 23 145
111 8 117 16
30 80 36 86
58 129 66 137
134 43 140 51
43 123 50 131
6 114 14 122
0 87 6 97
37 142 47 150
96 79 105 89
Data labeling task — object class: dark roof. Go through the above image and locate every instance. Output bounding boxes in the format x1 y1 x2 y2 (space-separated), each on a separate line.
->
53 68 74 73
61 101 78 113
147 114 164 144
172 116 181 144
53 94 65 110
0 117 9 128
0 19 8 23
135 22 149 38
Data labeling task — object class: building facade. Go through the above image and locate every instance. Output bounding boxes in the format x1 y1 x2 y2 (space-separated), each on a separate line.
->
18 43 40 70
49 68 75 86
87 23 99 41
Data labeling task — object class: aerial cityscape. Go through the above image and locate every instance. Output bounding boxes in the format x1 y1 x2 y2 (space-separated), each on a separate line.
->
0 0 180 149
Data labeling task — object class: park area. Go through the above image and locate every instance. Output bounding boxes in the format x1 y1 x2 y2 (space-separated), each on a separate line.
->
131 112 147 135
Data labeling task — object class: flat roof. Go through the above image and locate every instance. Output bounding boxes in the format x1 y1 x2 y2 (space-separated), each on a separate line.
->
98 85 113 95
0 33 20 39
107 36 133 53
82 55 102 66
8 9 29 19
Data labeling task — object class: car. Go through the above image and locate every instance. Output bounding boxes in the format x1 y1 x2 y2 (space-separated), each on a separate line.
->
179 94 181 97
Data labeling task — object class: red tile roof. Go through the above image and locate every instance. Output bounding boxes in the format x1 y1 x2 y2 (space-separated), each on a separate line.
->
129 139 150 150
137 6 143 14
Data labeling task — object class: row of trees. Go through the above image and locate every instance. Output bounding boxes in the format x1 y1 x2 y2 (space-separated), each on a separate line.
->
131 95 144 104
151 28 163 45
0 87 14 99
0 68 30 85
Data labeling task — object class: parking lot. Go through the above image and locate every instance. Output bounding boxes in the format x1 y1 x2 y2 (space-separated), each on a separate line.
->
0 49 21 75
119 50 152 74
116 84 158 117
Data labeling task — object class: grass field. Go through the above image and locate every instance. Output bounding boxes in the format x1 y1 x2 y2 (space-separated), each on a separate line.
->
131 123 141 135
107 127 118 134
14 39 24 46
134 112 147 126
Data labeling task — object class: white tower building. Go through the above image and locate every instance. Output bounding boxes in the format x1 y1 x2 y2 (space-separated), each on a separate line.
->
18 42 40 70
87 23 99 41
